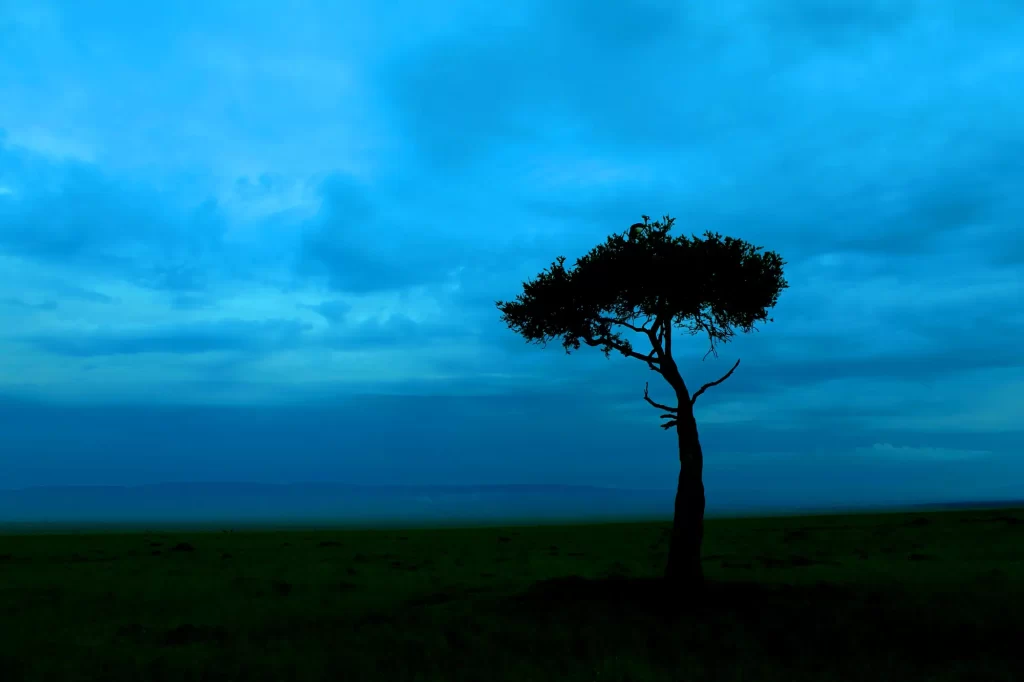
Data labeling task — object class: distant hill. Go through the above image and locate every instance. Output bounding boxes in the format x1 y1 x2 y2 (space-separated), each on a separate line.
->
907 500 1024 511
0 482 677 527
0 483 1019 529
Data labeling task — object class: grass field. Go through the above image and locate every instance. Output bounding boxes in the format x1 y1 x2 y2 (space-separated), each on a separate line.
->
1 506 1022 681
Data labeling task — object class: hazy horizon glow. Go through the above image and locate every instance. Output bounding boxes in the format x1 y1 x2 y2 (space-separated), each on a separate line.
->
1 1 1022 510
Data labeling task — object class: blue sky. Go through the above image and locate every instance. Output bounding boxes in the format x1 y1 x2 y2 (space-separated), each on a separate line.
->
1 1 1022 507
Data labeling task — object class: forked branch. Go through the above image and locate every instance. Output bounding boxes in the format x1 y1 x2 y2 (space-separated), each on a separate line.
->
643 381 678 414
584 336 662 373
658 416 678 430
690 358 741 406
596 317 648 335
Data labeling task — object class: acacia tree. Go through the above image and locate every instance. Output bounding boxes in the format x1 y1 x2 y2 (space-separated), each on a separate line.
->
497 215 787 588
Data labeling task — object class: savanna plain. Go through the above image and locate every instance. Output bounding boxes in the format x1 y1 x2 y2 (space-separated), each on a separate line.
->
1 507 1022 681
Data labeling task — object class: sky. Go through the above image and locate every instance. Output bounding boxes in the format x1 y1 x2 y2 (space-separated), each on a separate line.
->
1 0 1022 509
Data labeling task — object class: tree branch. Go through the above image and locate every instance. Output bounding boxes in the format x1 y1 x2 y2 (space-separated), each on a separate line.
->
585 332 662 373
643 381 678 413
619 320 648 334
649 313 668 357
619 345 660 368
690 359 741 406
597 316 648 335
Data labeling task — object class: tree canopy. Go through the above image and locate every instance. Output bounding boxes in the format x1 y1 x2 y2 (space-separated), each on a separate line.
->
496 215 788 387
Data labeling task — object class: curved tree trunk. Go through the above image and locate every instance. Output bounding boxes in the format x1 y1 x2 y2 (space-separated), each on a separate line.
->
664 404 706 589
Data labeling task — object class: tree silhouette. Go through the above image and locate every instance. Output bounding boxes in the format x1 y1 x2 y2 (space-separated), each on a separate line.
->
497 215 788 589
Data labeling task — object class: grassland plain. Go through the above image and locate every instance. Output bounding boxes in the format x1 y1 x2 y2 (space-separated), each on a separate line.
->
0 507 1022 681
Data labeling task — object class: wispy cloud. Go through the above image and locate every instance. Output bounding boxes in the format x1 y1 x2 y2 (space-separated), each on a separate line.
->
856 443 992 461
23 318 313 357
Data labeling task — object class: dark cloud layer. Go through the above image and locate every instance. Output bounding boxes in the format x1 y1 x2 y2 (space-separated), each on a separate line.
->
0 0 1020 506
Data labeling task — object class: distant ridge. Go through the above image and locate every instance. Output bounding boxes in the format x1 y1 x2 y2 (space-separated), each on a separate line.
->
907 500 1024 511
5 482 659 495
0 482 677 527
0 483 1019 529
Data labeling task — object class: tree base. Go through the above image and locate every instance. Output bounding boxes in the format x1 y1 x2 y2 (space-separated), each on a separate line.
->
662 567 706 606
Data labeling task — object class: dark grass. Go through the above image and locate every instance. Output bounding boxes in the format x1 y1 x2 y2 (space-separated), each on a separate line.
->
1 507 1022 681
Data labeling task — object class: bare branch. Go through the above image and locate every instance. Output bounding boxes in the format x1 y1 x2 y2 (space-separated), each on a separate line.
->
690 312 719 360
643 381 678 413
610 319 648 334
585 338 658 371
585 333 662 373
595 317 663 364
596 315 655 335
690 358 741 406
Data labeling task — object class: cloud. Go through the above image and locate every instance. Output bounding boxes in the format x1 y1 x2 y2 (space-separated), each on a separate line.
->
45 281 117 304
294 174 478 294
855 443 992 461
382 0 1024 272
22 318 313 357
3 127 97 162
321 313 473 351
301 299 352 324
0 297 58 312
234 173 284 200
0 141 230 291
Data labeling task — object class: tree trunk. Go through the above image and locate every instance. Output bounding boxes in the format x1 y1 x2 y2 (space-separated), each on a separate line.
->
664 405 706 590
